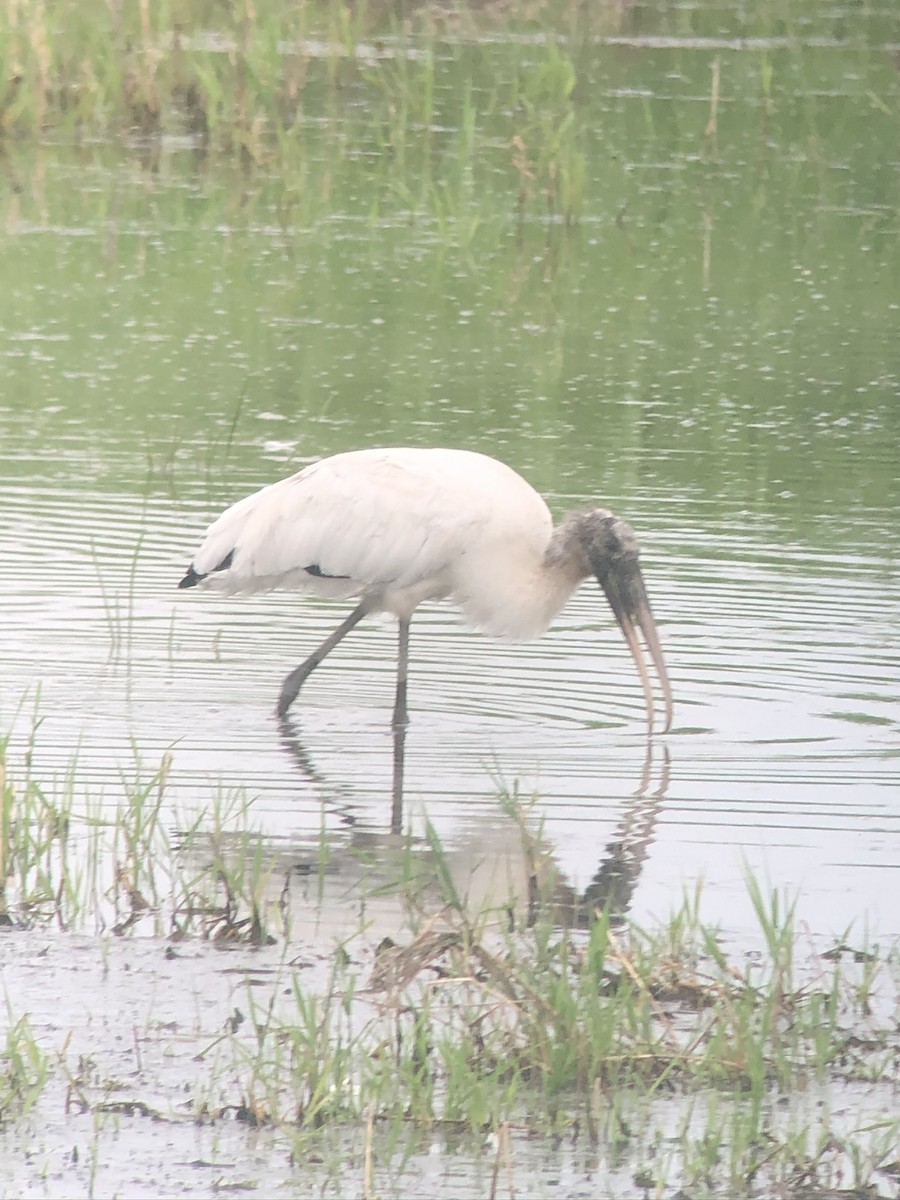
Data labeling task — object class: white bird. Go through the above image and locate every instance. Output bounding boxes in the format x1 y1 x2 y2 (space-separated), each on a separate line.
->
178 447 673 733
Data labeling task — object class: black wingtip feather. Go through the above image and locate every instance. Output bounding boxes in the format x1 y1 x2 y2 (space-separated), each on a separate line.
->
178 565 205 589
306 563 350 580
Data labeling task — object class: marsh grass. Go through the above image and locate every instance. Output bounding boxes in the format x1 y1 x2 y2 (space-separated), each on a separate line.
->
203 813 900 1196
1 0 593 234
0 728 277 941
93 535 142 669
172 793 284 947
0 1007 51 1123
507 41 586 228
2 730 898 1193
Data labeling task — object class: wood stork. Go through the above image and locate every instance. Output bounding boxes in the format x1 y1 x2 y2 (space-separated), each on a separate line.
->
178 447 673 733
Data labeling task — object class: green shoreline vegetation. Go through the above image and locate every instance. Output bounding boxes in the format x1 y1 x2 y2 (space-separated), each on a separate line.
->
3 0 895 236
1 0 617 149
0 0 595 227
2 736 898 1195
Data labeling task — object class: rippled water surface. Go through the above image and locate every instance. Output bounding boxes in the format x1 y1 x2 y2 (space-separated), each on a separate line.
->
3 475 897 946
1 5 898 957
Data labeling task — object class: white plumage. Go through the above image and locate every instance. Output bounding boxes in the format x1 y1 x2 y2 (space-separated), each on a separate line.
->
179 447 672 731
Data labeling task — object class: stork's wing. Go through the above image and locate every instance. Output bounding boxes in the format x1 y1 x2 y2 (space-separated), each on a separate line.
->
184 449 492 597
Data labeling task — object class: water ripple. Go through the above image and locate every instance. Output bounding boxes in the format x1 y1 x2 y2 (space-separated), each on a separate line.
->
2 484 898 939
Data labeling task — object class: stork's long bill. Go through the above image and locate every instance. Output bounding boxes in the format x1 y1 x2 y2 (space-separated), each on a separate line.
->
594 559 673 735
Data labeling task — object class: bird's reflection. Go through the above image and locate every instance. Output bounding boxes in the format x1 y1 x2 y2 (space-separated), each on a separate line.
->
274 712 671 927
277 712 406 835
276 712 360 826
564 743 671 926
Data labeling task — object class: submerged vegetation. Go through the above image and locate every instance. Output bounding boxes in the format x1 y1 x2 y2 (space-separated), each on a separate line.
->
2 0 895 236
0 0 597 226
2 736 899 1196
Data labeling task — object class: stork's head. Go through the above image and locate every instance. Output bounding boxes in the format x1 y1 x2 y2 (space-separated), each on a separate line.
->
567 507 673 734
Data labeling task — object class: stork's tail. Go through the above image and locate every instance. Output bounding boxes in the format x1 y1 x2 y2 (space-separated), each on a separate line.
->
178 548 235 589
178 564 205 589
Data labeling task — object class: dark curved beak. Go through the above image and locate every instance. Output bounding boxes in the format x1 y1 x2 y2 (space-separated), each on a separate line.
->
595 560 673 735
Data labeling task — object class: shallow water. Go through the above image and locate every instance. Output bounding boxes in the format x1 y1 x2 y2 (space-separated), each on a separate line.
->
1 8 898 944
2 477 897 944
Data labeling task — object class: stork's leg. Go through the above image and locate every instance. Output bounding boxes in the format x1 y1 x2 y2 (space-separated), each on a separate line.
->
277 602 368 718
390 721 405 834
391 618 411 730
389 618 410 828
